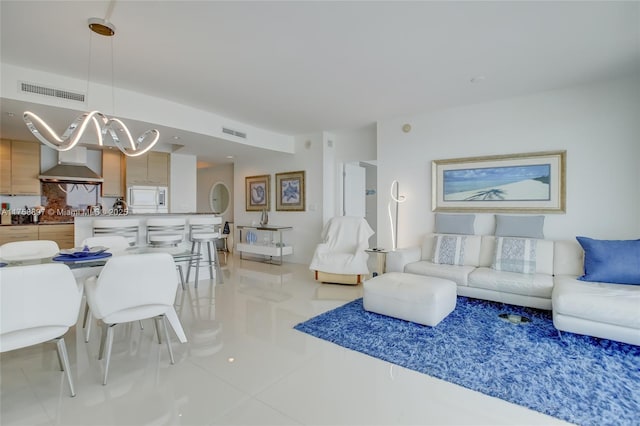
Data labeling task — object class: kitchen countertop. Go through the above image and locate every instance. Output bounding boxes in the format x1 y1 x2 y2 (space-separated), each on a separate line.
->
1 222 74 226
1 212 219 226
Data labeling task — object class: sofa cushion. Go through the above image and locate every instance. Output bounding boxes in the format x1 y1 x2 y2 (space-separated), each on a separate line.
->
576 236 640 285
469 267 554 299
553 275 640 329
404 261 476 286
492 237 538 274
434 213 475 235
495 214 545 239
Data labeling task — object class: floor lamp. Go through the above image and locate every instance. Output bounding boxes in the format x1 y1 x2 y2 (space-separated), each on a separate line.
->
388 180 406 251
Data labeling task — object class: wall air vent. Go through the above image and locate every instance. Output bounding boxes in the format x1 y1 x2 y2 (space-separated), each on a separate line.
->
19 81 85 103
222 127 247 139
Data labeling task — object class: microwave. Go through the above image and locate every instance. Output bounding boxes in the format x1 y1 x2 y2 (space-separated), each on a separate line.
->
127 186 168 213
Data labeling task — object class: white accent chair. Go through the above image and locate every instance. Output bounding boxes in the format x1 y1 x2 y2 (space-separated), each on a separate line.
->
93 218 140 247
0 263 83 397
84 252 187 385
0 240 60 261
186 216 223 286
309 216 374 285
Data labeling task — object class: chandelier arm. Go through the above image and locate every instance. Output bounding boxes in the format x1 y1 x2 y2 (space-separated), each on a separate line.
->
23 111 107 152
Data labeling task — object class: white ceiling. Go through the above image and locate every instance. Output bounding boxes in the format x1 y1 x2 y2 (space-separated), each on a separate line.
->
1 1 639 164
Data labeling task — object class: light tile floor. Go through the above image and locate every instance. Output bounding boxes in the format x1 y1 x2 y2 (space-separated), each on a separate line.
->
1 255 568 425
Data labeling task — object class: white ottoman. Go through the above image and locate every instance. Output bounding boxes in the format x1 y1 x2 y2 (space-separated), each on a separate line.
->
363 272 457 326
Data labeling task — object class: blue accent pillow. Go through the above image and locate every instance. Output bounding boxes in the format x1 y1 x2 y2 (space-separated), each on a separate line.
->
576 237 640 285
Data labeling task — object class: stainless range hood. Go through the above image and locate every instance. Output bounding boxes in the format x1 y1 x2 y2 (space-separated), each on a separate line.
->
39 147 103 183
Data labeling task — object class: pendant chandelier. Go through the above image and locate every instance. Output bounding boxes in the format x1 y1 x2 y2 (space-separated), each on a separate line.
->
23 11 159 157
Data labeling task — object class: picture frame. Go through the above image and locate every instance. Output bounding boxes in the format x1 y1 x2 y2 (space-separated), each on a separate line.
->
275 170 305 211
245 174 270 211
432 150 566 213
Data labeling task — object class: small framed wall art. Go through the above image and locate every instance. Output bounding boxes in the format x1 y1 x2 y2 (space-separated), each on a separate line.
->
245 174 270 211
276 170 305 211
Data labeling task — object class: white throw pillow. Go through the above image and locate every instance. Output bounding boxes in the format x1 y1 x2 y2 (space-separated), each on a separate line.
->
432 235 467 266
492 237 537 274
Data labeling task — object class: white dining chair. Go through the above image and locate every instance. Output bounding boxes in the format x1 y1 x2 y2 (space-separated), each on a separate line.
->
0 263 83 397
0 240 60 261
84 252 187 385
80 235 131 339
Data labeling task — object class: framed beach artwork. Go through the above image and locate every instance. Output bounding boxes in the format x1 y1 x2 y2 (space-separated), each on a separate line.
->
245 174 270 211
276 170 305 211
432 151 566 213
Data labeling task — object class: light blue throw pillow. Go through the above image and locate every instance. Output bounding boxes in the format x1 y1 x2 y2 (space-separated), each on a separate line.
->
576 237 640 285
434 213 475 235
495 215 544 239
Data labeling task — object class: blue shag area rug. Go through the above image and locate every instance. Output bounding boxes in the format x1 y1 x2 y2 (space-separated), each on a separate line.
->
294 297 640 426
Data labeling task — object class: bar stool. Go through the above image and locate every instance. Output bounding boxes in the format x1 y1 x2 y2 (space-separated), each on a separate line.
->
186 216 223 287
146 218 187 289
146 218 186 247
93 218 140 247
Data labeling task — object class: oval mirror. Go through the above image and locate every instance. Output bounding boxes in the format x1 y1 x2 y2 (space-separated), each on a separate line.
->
209 182 230 215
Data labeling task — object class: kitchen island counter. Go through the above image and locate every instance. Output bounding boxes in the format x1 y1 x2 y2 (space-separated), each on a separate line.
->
74 213 222 247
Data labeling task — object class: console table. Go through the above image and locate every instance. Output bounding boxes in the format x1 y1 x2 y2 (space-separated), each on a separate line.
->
236 225 293 265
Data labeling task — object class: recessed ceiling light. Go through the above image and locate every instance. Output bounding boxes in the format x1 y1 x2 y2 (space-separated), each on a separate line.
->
173 136 181 140
226 155 234 159
470 76 486 83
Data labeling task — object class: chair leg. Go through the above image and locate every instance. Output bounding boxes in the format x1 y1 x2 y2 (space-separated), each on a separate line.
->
153 316 163 344
213 242 223 284
103 325 115 385
82 302 90 328
195 241 202 288
98 323 108 360
176 264 185 290
56 337 76 397
161 315 175 365
185 240 196 283
85 310 93 343
206 241 214 279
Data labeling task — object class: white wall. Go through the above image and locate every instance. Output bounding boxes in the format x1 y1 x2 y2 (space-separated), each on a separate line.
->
377 76 640 249
234 134 324 264
169 154 197 213
197 163 234 224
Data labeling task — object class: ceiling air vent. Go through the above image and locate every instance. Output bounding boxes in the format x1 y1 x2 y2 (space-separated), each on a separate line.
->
222 126 247 139
19 81 85 103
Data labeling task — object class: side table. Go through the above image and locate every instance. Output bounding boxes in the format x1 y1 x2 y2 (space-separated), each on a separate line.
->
366 248 388 278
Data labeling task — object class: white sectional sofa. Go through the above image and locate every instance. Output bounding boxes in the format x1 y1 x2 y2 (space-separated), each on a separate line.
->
386 233 640 345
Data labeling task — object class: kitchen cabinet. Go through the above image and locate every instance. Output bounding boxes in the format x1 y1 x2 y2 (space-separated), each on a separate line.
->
102 149 125 197
0 139 40 195
0 224 74 249
38 224 74 249
125 151 169 187
0 225 38 245
0 140 11 194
